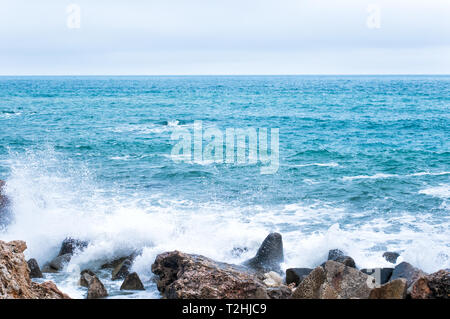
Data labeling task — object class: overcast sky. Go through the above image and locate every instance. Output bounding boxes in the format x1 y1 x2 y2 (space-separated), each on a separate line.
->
1 0 449 75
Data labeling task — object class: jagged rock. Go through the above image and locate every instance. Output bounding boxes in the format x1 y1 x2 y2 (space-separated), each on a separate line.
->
286 268 313 286
369 279 408 299
409 270 450 299
361 268 394 285
0 240 70 299
49 253 72 271
231 247 248 258
325 249 356 268
152 250 292 299
87 276 108 299
79 269 96 288
100 251 140 269
243 233 284 273
58 238 88 257
112 259 132 280
292 260 372 299
390 262 427 287
27 258 43 279
383 252 400 264
120 272 145 290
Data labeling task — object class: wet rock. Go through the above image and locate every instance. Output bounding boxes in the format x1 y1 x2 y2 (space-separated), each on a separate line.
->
79 269 96 288
383 252 400 264
361 268 394 285
292 261 372 299
0 240 70 299
120 272 145 291
100 251 140 269
390 262 427 287
369 279 408 299
87 276 108 299
152 250 292 299
409 270 450 299
27 258 43 279
58 238 88 257
325 249 356 268
112 259 132 280
286 268 313 286
243 233 284 273
49 253 72 271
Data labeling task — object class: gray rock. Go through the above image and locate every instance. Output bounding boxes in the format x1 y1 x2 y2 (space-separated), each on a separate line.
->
58 238 88 257
383 252 400 264
361 268 394 285
49 253 72 271
324 249 356 268
87 276 108 299
112 259 132 280
120 272 145 290
243 233 284 273
79 269 96 287
27 258 43 278
286 268 313 286
390 262 427 287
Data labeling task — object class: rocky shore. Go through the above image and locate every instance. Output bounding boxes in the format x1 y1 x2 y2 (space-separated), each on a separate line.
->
1 180 449 299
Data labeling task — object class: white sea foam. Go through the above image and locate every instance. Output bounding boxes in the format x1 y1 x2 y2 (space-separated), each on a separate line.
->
419 184 450 199
343 171 450 181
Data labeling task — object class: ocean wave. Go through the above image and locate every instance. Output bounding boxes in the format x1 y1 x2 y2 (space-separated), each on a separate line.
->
419 184 450 199
290 162 339 168
343 171 450 181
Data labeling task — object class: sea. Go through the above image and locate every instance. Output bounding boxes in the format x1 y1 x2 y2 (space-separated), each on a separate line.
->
0 75 449 298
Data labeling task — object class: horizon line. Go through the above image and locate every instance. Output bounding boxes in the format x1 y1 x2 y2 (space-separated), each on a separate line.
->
0 74 449 77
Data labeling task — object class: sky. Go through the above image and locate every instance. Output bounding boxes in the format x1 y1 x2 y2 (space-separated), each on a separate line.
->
0 0 449 75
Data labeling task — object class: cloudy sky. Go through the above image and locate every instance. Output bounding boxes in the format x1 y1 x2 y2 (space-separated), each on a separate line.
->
1 0 449 75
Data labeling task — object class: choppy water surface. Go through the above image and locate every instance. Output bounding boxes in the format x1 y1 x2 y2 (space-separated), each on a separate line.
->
0 76 449 298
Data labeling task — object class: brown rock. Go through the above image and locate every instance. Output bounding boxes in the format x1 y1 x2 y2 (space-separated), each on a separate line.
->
369 279 408 299
79 269 96 288
112 259 132 280
0 240 70 299
410 270 450 299
292 260 372 299
87 276 108 299
152 250 291 299
120 272 145 290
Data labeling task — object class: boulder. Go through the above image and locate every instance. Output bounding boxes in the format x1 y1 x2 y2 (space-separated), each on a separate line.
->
361 268 394 285
292 260 372 299
383 252 400 264
49 253 72 271
112 259 132 280
87 276 108 299
152 250 292 299
409 270 449 299
79 269 96 288
243 233 284 273
27 258 43 279
120 272 145 291
58 238 88 257
0 240 70 299
390 262 427 287
286 268 313 286
100 251 141 269
369 279 408 299
325 249 356 268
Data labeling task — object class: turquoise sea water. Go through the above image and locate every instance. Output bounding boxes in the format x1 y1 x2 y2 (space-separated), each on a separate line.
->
0 76 449 298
